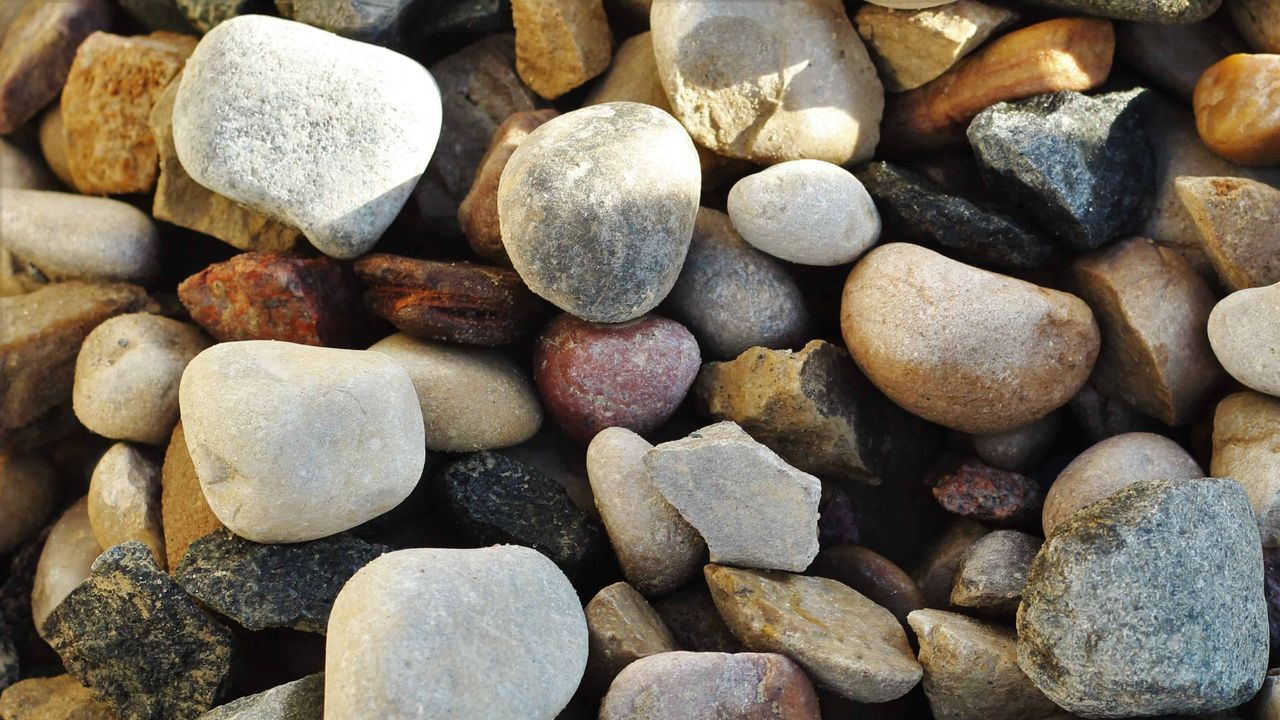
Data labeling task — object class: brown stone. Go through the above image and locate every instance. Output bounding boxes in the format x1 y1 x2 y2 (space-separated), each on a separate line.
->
950 529 1040 616
0 0 111 134
512 0 612 100
160 422 222 572
930 459 1043 525
1176 176 1280 291
855 1 1017 93
1118 20 1244 102
911 519 991 608
0 674 116 720
38 106 74 188
1070 237 1224 426
31 498 102 633
651 584 743 654
1212 392 1280 548
882 17 1114 152
0 450 57 555
61 31 196 195
1233 0 1280 53
585 581 679 692
809 545 924 625
1195 53 1280 166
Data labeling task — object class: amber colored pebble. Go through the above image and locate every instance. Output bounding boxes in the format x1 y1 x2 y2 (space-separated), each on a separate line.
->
1194 53 1280 165
929 458 1043 525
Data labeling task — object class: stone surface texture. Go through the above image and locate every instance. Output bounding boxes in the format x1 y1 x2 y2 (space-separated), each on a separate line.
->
161 421 223 572
1212 392 1280 548
1177 176 1280 291
950 529 1041 615
88 442 165 567
584 582 678 690
31 498 101 633
0 0 111 134
1195 53 1280 166
196 673 323 720
1 189 159 284
0 674 116 720
511 0 612 99
855 1 1015 92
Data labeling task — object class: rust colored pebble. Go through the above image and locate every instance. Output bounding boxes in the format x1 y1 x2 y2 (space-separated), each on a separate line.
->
354 253 546 346
929 458 1043 525
534 313 701 444
177 252 357 346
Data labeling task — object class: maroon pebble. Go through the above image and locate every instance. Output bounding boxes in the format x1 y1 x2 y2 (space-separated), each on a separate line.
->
929 458 1043 525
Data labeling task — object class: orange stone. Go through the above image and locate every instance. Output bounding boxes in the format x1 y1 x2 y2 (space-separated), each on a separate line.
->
1194 53 1280 165
160 421 222 572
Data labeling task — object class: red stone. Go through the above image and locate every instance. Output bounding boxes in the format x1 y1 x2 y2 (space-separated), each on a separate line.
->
929 458 1043 524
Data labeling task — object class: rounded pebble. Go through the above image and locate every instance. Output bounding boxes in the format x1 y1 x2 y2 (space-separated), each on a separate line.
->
0 189 159 283
0 451 58 555
87 443 165 568
1208 281 1280 397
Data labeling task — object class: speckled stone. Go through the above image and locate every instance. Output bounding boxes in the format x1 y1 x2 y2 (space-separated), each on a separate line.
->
196 673 322 720
161 421 223 572
911 519 991 609
31 498 101 633
809 546 924 625
0 451 57 555
0 674 115 720
930 459 1043 525
88 442 166 568
1209 282 1280 397
1012 0 1220 21
1212 392 1280 548
951 530 1040 615
0 0 111 134
1 190 160 284
584 582 678 691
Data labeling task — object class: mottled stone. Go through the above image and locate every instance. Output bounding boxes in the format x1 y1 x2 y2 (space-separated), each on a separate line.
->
855 1 1016 92
0 0 111 134
0 674 116 720
161 422 222 572
512 0 611 99
599 652 821 720
1212 392 1280 548
88 443 165 567
1119 20 1243 102
1209 283 1280 397
197 673 322 720
175 0 267 32
707 564 922 702
951 530 1040 615
31 499 101 633
585 582 678 691
1195 53 1280 166
0 451 57 555
1178 176 1280 291
931 460 1043 525
809 546 924 625
276 0 417 42
972 412 1061 473
1 189 159 283
651 585 743 653
1018 478 1267 718
912 519 991 609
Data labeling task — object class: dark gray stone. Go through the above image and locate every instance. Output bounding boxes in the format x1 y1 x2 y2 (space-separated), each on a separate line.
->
968 89 1155 251
0 616 16 693
951 529 1040 616
118 0 198 32
855 162 1054 271
197 673 323 720
43 542 237 720
174 529 388 634
176 0 272 32
1018 478 1267 718
413 0 510 34
1011 0 1221 22
441 451 604 576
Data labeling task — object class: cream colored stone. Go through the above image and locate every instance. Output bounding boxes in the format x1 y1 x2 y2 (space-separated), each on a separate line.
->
512 0 612 99
855 1 1016 92
1209 281 1280 397
88 442 166 568
32 498 102 633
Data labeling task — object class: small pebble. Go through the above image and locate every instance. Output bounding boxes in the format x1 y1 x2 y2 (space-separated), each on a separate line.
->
950 529 1040 615
196 673 323 720
0 0 111 134
278 0 416 42
1177 176 1280 291
854 0 1016 93
911 519 991 609
1194 53 1280 166
1211 392 1280 548
584 581 678 692
809 545 925 625
161 421 224 571
930 459 1043 525
651 585 743 654
511 0 612 99
87 442 165 568
31 498 101 633
0 451 57 556
972 412 1061 473
1 190 160 284
0 674 115 720
1208 282 1280 397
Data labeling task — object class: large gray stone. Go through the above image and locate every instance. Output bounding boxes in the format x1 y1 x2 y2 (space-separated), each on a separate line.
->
197 673 323 720
0 189 159 283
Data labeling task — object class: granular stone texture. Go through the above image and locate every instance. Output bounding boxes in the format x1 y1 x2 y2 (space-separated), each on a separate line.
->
196 673 322 720
930 459 1043 525
599 652 821 720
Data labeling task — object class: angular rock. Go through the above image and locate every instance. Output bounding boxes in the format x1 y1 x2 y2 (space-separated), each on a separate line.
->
326 546 587 719
912 519 991 608
197 673 323 720
498 102 699 323
1118 20 1244 102
31 498 101 633
1195 53 1280 166
512 0 612 99
44 542 236 720
1233 0 1280 52
175 529 386 634
1209 282 1280 397
1212 392 1280 548
88 443 165 567
179 341 426 543
646 422 822 572
930 459 1043 525
0 0 111 134
809 546 924 625
969 90 1154 251
1 189 160 283
0 674 115 720
951 530 1040 615
0 451 57 555
1018 477 1267 718
161 422 222 571
706 564 923 703
651 585 743 653
854 0 1016 93
276 0 417 42
972 412 1061 473
585 582 678 691
1178 176 1280 291
173 15 441 258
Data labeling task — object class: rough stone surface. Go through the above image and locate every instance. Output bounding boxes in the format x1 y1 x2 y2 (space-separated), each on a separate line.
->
586 428 706 596
1195 53 1280 166
1209 282 1280 397
855 0 1016 92
31 498 101 633
972 412 1061 472
809 545 924 625
951 530 1040 615
1212 392 1280 548
585 582 678 691
706 564 923 703
161 421 223 572
646 422 821 572
1018 477 1268 718
197 673 322 720
44 542 237 720
173 15 441 258
930 460 1043 525
1118 20 1243 102
0 0 111 134
841 243 1099 434
0 451 57 555
651 585 743 653
175 528 386 634
179 341 426 544
1178 176 1280 291
512 0 611 99
0 674 116 720
277 0 417 42
88 442 165 568
325 546 587 719
498 102 699 323
912 519 991 609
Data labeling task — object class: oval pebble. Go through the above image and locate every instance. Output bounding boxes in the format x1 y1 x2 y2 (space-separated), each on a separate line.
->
0 189 159 283
1208 281 1280 398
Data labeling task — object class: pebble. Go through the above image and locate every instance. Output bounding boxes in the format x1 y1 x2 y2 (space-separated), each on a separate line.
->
73 313 209 446
43 542 236 720
1212 392 1280 548
197 673 323 720
172 15 441 259
440 451 603 575
534 313 700 443
650 0 883 165
512 0 612 99
1233 0 1280 52
1209 283 1280 397
0 674 115 720
912 519 991 608
277 0 416 42
178 341 425 543
178 253 358 347
1178 176 1280 291
951 530 1040 615
0 189 160 284
584 582 678 691
175 528 386 634
854 1 1016 92
908 609 1060 720
646 422 821 572
87 442 165 567
1118 20 1243 102
968 90 1153 251
0 139 56 190
0 0 111 134
1070 237 1223 426
1195 53 1280 166
61 31 195 195
1018 477 1268 717
325 546 587 718
599 651 821 720
706 564 923 702
651 585 743 654
0 451 56 555
1042 432 1201 537
809 545 924 625
586 427 706 596
370 333 542 452
498 102 699 323
1016 0 1220 21
882 18 1114 151
119 0 196 33
31 498 101 633
972 412 1061 472
161 421 224 571
665 207 811 360
930 459 1043 525
841 243 1100 434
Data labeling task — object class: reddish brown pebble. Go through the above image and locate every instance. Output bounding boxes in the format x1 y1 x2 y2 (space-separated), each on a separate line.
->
809 545 924 626
534 313 701 444
177 252 357 346
354 253 545 346
930 459 1042 525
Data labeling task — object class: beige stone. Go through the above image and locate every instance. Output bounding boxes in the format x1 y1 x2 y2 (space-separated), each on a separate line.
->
1177 176 1280 291
37 106 73 187
950 530 1040 616
912 519 991 608
1233 0 1280 53
585 581 678 692
160 421 222 572
88 443 166 569
0 450 57 554
512 0 612 100
32 498 102 633
1213 392 1280 548
0 674 115 720
1195 53 1280 166
855 1 1017 92
1209 282 1280 397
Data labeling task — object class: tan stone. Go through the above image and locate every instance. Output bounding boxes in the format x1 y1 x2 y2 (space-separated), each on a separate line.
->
912 519 991 608
882 17 1114 152
512 0 612 100
32 498 102 633
88 443 166 569
1070 237 1223 426
1212 392 1280 548
1195 53 1280 166
1210 281 1280 397
38 106 74 188
950 530 1040 616
0 674 116 720
0 0 111 134
1177 176 1280 291
855 1 1017 92
61 31 196 195
1232 0 1280 54
160 421 222 572
809 545 924 625
585 581 679 692
0 450 57 554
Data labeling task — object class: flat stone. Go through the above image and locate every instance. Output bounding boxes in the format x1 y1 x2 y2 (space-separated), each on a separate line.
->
276 0 417 42
1015 0 1221 22
706 564 922 703
646 422 821 572
175 0 267 32
1233 0 1280 52
1043 432 1200 537
652 0 883 165
161 421 223 572
855 162 1054 271
665 208 811 361
912 519 991 608
512 0 611 99
37 107 73 189
73 313 209 445
197 673 323 720
972 412 1061 472
88 442 165 567
651 585 743 653
0 0 111 134
1018 477 1268 718
908 609 1059 720
1 138 57 190
1 189 160 283
951 530 1040 615
44 542 236 720
498 102 699 323
809 545 924 625
1209 282 1280 397
1118 21 1243 102
969 90 1154 251
61 31 196 195
1196 53 1280 166
175 528 387 634
586 427 706 596
173 16 440 258
1212 392 1280 548
585 582 678 691
841 243 1100 434
0 451 57 555
855 0 1016 92
31 498 101 633
1178 176 1280 291
326 546 587 719
930 459 1043 525
0 674 115 720
599 651 821 720
179 341 426 544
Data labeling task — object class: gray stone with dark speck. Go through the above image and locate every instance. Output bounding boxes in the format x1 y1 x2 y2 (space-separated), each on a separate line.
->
1009 0 1221 22
197 673 323 720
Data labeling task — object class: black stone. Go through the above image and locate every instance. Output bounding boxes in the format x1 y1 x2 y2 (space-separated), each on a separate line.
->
118 0 198 32
175 530 388 634
198 673 324 720
967 89 1155 251
440 451 603 576
411 0 512 35
0 616 16 693
855 161 1055 271
42 542 236 720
